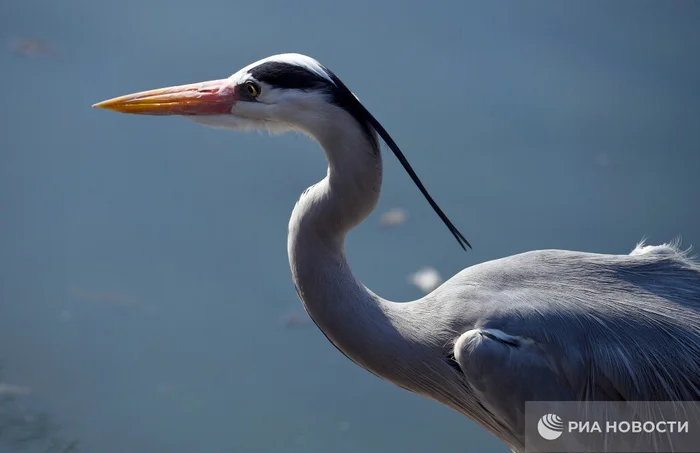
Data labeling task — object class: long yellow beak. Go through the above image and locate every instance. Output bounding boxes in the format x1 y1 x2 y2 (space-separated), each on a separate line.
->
92 79 238 116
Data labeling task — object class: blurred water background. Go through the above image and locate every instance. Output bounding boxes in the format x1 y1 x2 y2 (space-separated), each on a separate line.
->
1 1 699 452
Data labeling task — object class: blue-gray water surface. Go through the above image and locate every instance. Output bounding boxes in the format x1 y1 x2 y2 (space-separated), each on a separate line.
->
1 1 699 452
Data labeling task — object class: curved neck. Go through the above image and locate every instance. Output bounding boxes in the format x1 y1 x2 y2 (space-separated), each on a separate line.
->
287 107 398 371
286 107 474 419
297 114 383 245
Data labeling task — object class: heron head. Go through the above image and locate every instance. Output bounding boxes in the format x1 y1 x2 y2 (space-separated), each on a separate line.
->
93 53 374 140
94 53 471 250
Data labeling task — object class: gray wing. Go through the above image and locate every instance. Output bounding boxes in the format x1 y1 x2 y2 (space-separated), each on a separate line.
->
446 242 700 446
453 328 576 430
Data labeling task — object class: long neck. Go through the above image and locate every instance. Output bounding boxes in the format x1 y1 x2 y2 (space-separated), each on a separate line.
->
286 108 478 423
287 109 411 377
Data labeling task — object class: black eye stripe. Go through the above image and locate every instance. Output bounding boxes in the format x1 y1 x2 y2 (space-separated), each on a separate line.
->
248 62 329 91
246 60 377 149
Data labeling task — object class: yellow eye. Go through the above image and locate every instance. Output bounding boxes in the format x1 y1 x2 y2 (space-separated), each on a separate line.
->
245 81 260 98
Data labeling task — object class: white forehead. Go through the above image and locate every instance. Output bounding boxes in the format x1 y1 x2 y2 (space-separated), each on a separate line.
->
228 53 336 85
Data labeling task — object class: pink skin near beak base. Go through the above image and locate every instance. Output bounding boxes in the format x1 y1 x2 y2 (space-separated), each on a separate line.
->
92 79 238 116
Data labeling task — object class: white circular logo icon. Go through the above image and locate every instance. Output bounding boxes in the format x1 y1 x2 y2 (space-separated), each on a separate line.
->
537 413 564 440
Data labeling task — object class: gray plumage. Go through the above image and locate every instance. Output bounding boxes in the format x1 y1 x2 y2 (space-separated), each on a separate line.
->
94 53 700 453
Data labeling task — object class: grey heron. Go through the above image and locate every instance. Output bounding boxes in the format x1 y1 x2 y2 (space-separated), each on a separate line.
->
94 53 700 452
